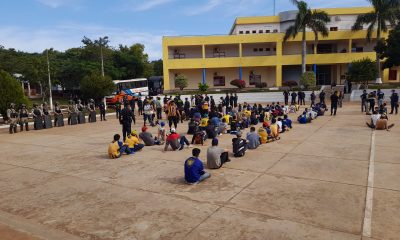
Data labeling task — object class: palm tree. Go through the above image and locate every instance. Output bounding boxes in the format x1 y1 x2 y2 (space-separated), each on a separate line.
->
352 0 400 83
283 0 330 74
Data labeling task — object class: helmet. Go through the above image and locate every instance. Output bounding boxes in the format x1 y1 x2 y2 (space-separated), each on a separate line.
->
21 104 26 108
55 102 59 106
90 99 94 103
10 103 15 108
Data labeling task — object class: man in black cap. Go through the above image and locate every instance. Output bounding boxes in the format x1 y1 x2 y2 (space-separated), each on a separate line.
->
390 89 399 114
119 104 134 141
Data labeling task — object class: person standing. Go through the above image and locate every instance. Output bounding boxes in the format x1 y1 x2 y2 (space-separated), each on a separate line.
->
330 91 339 116
115 99 122 119
155 97 163 120
167 101 180 129
368 91 376 113
319 90 326 105
297 90 302 105
338 91 344 108
225 93 230 108
99 101 106 121
290 91 297 105
310 91 316 106
184 97 191 120
119 104 134 141
137 97 143 116
377 89 385 107
143 101 154 126
129 97 136 115
283 90 289 105
390 89 399 114
19 104 29 131
360 90 368 113
7 103 18 134
233 93 238 108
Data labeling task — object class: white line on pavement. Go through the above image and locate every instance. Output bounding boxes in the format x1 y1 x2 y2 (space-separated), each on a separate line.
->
362 130 376 238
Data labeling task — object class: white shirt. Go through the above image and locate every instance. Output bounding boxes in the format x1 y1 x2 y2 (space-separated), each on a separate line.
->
371 114 381 126
277 121 283 132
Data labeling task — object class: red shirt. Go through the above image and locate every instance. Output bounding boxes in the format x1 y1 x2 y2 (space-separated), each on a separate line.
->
167 133 180 141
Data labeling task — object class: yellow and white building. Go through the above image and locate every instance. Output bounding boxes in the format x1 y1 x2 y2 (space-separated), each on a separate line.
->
162 7 400 91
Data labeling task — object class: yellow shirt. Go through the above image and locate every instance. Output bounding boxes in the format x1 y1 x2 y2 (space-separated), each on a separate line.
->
270 124 279 137
258 128 268 144
202 103 209 110
223 115 231 124
199 118 209 127
244 110 251 118
108 141 120 159
124 136 140 148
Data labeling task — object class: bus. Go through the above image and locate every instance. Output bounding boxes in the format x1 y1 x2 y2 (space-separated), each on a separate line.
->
148 76 163 96
106 78 148 104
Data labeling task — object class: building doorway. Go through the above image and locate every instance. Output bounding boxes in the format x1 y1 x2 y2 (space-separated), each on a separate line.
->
316 65 332 85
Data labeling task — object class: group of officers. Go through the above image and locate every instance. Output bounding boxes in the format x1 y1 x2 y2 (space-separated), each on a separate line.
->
6 99 105 134
360 89 399 114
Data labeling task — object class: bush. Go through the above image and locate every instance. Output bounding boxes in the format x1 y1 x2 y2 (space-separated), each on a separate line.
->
230 79 246 89
282 80 298 87
174 74 188 90
255 82 268 88
0 70 29 120
80 71 115 101
300 71 316 89
198 83 209 92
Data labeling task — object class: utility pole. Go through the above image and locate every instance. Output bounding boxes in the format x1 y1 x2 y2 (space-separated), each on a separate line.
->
100 45 105 77
46 49 53 111
273 0 276 16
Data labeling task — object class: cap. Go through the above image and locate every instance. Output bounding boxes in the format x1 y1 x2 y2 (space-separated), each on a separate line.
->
160 122 165 127
131 130 138 136
212 138 218 146
142 126 148 132
170 128 176 133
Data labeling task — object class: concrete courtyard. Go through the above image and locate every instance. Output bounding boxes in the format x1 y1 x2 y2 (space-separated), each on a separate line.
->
0 103 399 240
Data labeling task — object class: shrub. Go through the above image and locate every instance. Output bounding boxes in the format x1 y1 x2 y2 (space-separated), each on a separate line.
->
174 74 188 90
300 71 316 89
198 83 209 92
230 79 246 89
255 82 268 88
0 70 29 120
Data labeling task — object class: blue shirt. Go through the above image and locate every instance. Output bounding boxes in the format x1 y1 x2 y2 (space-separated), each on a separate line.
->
246 132 260 149
298 116 307 124
283 119 292 128
184 157 205 183
210 117 221 126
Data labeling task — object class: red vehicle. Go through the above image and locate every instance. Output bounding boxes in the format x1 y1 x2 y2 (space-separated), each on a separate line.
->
106 78 148 104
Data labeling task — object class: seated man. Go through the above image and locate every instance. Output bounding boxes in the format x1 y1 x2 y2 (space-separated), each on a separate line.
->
218 118 228 134
124 131 145 153
298 112 309 124
247 126 260 149
270 118 280 140
375 115 395 131
199 114 209 129
230 116 239 134
232 132 247 157
139 126 160 146
157 121 166 143
277 118 286 133
108 134 131 159
258 125 268 144
366 111 381 129
164 128 191 151
207 138 230 169
187 118 199 135
210 116 221 127
185 148 210 184
282 115 293 130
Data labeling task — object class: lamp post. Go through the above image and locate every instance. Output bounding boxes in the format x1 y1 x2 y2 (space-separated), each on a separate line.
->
46 49 53 111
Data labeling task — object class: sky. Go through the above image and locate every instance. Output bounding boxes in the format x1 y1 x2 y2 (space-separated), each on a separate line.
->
0 0 369 60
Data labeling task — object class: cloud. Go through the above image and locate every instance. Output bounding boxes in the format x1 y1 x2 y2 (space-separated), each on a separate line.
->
0 23 169 60
186 0 226 16
134 0 175 11
36 0 83 8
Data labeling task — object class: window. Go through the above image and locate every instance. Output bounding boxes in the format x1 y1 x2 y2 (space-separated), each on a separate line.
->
252 30 257 33
213 76 226 86
389 70 398 81
330 27 338 31
266 48 270 51
259 30 263 33
239 31 243 34
245 31 250 34
259 48 263 52
265 30 270 33
253 48 258 52
273 48 276 51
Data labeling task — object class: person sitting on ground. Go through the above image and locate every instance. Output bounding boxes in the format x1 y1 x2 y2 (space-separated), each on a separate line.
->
124 131 145 153
205 123 218 139
230 115 239 134
210 115 221 127
282 115 293 130
184 148 210 184
247 126 260 149
277 118 286 133
139 126 160 146
232 132 247 157
187 118 198 135
207 138 230 169
366 111 381 129
199 114 209 129
270 118 280 140
375 114 395 131
164 128 191 151
298 111 309 124
379 103 388 115
157 121 166 143
250 112 259 125
218 118 228 134
108 134 131 159
258 124 268 144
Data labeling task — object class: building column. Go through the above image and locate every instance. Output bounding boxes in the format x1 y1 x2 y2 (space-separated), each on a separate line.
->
239 67 243 80
239 43 243 57
383 68 389 83
348 39 352 53
202 68 206 84
162 41 170 91
202 45 206 59
276 65 282 87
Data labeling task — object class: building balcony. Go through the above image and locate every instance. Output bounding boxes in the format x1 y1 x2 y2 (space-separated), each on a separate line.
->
282 51 376 65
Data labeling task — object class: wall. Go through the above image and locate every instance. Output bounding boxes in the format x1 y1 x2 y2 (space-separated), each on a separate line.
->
168 46 202 59
242 43 277 56
282 65 302 83
169 69 202 89
233 23 280 35
205 68 239 89
205 44 239 58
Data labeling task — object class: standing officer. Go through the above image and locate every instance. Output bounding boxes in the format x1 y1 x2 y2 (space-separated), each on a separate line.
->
360 90 368 113
7 103 19 134
99 101 106 121
377 89 385 107
32 103 44 130
283 90 289 105
19 104 29 131
310 91 316 106
119 104 134 141
330 91 339 116
390 89 399 114
54 102 64 127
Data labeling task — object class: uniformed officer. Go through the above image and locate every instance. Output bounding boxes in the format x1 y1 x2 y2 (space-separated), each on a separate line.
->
54 102 64 127
19 104 29 131
67 100 78 125
32 103 44 130
99 101 106 121
42 102 53 129
7 103 19 134
119 103 134 141
76 99 85 124
88 99 96 123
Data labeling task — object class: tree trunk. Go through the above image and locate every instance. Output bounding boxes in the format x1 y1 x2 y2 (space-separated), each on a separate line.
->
376 21 382 84
302 28 307 74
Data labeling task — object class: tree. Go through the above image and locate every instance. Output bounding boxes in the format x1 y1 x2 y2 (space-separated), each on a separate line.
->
80 71 115 101
376 24 400 69
346 58 378 86
82 36 110 77
230 79 246 89
0 70 29 119
283 0 330 73
300 71 316 89
174 74 188 90
152 59 163 76
198 83 209 92
352 0 400 83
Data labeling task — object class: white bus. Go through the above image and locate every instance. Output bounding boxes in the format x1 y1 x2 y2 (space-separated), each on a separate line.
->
113 78 149 96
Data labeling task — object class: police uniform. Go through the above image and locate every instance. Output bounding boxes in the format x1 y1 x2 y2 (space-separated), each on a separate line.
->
77 100 85 124
32 104 44 130
119 105 134 141
54 103 64 127
42 102 53 129
19 104 29 131
68 101 78 125
88 99 96 123
7 103 18 134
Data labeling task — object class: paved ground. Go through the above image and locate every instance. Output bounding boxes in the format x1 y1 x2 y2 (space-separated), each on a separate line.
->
0 103 399 240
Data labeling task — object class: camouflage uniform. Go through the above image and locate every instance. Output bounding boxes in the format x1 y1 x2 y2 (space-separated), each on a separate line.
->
19 104 29 132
